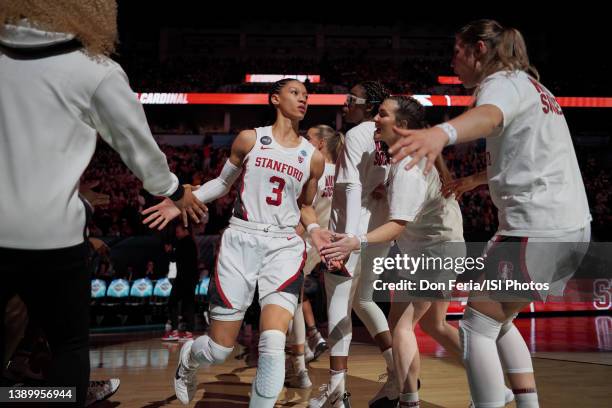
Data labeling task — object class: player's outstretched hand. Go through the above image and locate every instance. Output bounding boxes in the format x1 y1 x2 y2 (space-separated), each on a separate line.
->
173 185 208 227
141 198 181 231
320 233 360 263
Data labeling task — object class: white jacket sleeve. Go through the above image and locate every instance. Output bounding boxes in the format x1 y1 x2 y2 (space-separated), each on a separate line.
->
89 67 179 197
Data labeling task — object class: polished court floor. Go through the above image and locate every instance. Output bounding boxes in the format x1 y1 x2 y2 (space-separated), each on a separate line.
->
89 316 612 407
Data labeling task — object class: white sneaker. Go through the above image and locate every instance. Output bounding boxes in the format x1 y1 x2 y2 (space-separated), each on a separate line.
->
309 384 351 408
174 339 199 404
369 370 399 407
85 379 120 406
307 331 328 361
468 387 515 408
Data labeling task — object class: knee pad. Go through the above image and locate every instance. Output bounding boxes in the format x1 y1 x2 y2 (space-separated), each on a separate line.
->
328 316 352 356
255 330 286 398
497 318 534 374
352 298 389 336
459 306 502 360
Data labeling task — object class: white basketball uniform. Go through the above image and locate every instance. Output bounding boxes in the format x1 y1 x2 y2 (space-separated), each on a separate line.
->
388 156 465 298
476 70 591 300
303 162 335 275
329 121 391 279
325 121 392 356
208 126 315 319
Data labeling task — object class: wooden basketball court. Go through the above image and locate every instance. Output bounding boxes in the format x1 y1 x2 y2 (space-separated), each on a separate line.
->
89 316 612 407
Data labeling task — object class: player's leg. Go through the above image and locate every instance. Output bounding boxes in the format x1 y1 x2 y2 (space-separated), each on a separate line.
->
354 244 396 407
250 234 304 407
175 228 256 404
390 301 431 408
250 300 296 407
309 254 360 408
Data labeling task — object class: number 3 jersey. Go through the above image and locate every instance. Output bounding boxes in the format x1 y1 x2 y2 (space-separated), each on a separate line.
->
233 126 315 228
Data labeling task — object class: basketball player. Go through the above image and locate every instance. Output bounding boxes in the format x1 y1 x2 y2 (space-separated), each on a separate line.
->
0 2 204 405
142 79 330 407
324 95 465 408
285 125 344 389
326 96 516 408
388 20 591 408
309 81 394 408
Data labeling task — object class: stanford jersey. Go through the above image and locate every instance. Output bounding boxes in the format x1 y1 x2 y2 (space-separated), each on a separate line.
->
233 126 315 227
476 70 590 237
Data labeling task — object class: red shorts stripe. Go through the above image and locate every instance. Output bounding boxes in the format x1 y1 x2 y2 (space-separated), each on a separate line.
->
277 241 307 291
213 231 233 309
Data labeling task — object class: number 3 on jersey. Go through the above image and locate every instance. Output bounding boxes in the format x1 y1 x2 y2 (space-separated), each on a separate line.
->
266 176 286 206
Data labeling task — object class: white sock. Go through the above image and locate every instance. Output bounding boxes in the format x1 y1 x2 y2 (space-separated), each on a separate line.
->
382 348 394 372
514 389 539 407
330 369 346 392
399 391 420 407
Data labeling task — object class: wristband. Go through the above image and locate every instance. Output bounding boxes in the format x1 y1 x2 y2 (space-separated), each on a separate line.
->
359 234 368 249
306 223 321 234
169 184 185 202
435 122 458 145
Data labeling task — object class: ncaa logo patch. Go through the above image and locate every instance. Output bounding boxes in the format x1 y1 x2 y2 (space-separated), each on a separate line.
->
498 261 514 280
260 136 272 145
298 149 307 163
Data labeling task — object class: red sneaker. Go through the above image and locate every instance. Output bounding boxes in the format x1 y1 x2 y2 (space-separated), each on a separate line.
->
161 330 180 341
179 331 194 341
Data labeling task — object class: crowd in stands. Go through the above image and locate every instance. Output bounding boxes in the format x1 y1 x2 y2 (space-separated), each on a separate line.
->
83 137 610 248
121 55 468 96
119 52 612 97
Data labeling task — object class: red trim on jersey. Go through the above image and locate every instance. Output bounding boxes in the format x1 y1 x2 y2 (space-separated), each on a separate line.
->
339 265 352 278
240 159 248 220
519 237 542 301
213 232 233 309
277 241 307 291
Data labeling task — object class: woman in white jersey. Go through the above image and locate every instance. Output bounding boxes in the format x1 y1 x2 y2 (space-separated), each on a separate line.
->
285 125 344 389
323 96 466 408
142 79 328 407
389 20 591 408
310 81 394 408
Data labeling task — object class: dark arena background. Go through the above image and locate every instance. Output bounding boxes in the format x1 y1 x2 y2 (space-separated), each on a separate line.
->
2 3 610 408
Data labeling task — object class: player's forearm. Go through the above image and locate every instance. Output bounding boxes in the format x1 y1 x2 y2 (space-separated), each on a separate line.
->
194 160 241 203
446 105 504 144
300 205 319 230
296 223 306 237
365 220 406 245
